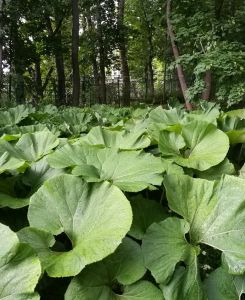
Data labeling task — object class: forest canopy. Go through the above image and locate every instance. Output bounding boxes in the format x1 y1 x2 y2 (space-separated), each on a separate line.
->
0 0 245 109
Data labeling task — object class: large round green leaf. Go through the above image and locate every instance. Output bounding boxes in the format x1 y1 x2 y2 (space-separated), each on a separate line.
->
22 157 65 190
15 130 59 161
0 152 25 174
19 175 132 277
164 174 245 274
194 158 236 180
0 223 41 300
53 110 92 135
66 280 163 300
0 130 59 167
204 267 245 300
0 157 64 209
159 121 229 171
48 145 165 192
0 193 29 209
148 106 183 142
142 217 205 298
0 105 34 126
80 126 150 150
142 217 198 284
65 238 162 300
161 258 206 300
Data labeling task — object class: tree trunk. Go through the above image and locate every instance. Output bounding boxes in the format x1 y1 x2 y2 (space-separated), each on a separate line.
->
162 31 169 105
8 70 12 102
0 0 4 97
117 0 130 106
15 72 25 104
215 0 225 18
86 12 101 103
144 64 149 101
71 0 80 106
148 55 154 101
166 0 192 110
55 50 66 106
162 63 167 105
141 0 155 102
42 67 54 94
0 42 3 97
35 57 43 101
92 56 101 103
96 4 107 104
11 21 25 104
201 70 212 100
46 16 66 106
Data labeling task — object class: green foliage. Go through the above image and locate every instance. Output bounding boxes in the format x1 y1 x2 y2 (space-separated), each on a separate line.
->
0 223 41 300
0 104 245 298
169 0 245 107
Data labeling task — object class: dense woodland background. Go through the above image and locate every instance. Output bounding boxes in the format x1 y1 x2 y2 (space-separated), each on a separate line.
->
0 0 245 109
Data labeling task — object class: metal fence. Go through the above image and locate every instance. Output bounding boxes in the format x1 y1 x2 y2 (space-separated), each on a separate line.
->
0 71 180 106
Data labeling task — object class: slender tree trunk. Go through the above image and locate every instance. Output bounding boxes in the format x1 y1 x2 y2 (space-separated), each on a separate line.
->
54 12 66 106
166 0 192 110
215 0 225 18
201 70 212 100
144 64 149 101
163 61 167 105
11 21 25 104
148 55 154 101
0 43 3 97
162 31 169 105
46 16 66 106
98 47 106 104
86 13 101 103
14 72 25 104
55 31 66 106
117 0 130 106
42 67 54 94
0 0 4 97
92 56 101 103
8 70 12 102
96 5 107 104
141 0 155 102
35 57 43 101
119 46 131 105
71 0 80 106
55 51 66 106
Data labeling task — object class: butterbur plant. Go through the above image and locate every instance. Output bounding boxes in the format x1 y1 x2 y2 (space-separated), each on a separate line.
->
143 174 245 299
0 104 245 299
